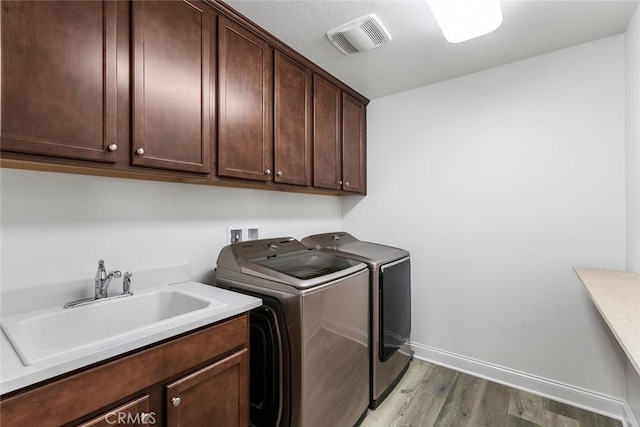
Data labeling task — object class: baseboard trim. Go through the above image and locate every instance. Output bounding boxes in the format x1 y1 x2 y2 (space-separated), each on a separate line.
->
411 341 636 427
624 401 640 427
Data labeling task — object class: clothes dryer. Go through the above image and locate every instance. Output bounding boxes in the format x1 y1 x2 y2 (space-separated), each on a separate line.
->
302 232 412 409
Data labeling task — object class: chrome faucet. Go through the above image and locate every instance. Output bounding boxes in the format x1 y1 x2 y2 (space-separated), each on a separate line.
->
64 260 133 308
95 259 122 299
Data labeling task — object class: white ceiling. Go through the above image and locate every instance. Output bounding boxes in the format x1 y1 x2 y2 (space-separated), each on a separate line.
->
223 0 640 99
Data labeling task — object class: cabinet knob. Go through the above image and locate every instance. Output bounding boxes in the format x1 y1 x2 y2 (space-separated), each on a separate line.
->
345 182 350 186
107 144 118 152
136 147 145 155
140 413 151 423
171 397 181 407
338 180 343 185
276 170 283 177
264 169 272 176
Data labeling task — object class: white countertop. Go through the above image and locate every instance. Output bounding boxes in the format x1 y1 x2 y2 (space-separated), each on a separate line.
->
0 281 261 395
574 267 640 375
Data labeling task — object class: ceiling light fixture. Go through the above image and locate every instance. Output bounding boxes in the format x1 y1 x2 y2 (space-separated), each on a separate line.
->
426 0 503 43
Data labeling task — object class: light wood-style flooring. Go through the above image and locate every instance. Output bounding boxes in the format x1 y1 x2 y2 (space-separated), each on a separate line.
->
361 359 622 427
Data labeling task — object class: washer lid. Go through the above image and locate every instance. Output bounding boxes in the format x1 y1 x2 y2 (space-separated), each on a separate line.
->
216 237 367 289
249 250 362 280
302 232 409 268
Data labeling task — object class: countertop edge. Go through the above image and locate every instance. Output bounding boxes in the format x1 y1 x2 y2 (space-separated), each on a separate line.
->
573 267 640 376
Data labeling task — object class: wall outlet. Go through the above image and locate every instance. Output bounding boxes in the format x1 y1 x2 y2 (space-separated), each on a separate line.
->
227 225 260 243
247 227 260 241
227 226 243 244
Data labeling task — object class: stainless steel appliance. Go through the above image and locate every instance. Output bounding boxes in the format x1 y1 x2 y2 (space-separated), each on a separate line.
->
215 237 370 427
302 232 412 409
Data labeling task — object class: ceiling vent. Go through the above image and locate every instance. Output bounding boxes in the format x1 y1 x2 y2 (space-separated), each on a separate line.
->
327 14 391 56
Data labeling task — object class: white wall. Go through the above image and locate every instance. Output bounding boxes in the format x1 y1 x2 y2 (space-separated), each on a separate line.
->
0 169 342 290
626 5 640 425
343 35 628 402
627 0 640 275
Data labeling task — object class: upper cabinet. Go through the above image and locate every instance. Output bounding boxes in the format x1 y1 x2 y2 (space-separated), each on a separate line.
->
1 0 118 163
313 75 342 191
1 0 367 195
217 20 316 189
312 76 367 194
273 52 312 186
131 0 214 174
217 17 273 181
341 93 366 194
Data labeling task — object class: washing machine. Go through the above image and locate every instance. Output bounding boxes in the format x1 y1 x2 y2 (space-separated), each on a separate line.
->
302 232 412 409
214 237 369 427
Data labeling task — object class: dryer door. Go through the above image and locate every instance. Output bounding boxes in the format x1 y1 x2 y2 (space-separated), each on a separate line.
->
250 304 287 427
379 257 411 362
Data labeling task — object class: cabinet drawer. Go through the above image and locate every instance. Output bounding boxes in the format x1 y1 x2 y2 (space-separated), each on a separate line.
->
77 395 151 427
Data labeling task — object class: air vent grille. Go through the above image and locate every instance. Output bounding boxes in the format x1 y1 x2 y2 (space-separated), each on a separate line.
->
330 33 359 55
359 20 387 46
326 14 391 56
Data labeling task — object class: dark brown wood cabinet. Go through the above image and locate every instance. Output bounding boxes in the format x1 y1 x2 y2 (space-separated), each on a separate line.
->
0 0 118 163
0 315 249 427
166 349 248 426
312 75 342 191
341 93 366 194
78 396 151 427
273 52 312 186
131 0 214 174
1 0 367 195
218 16 273 181
312 76 367 194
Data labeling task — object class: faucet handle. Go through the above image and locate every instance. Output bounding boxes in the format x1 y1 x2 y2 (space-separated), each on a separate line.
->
123 271 133 295
95 259 107 287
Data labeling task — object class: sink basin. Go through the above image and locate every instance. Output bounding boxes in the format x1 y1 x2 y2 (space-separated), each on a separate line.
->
1 288 227 366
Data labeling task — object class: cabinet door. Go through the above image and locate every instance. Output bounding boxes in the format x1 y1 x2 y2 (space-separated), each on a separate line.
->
342 93 366 194
1 1 117 163
218 17 273 181
132 0 213 174
166 349 248 427
274 52 312 186
77 395 152 427
312 75 341 190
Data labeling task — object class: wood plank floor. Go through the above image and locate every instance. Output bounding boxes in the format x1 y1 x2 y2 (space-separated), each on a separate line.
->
360 359 622 427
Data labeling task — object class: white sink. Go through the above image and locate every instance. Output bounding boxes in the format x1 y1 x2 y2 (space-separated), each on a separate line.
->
1 288 228 366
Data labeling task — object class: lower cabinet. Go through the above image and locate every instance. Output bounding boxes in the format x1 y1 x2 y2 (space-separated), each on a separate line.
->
166 349 248 426
0 315 249 427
